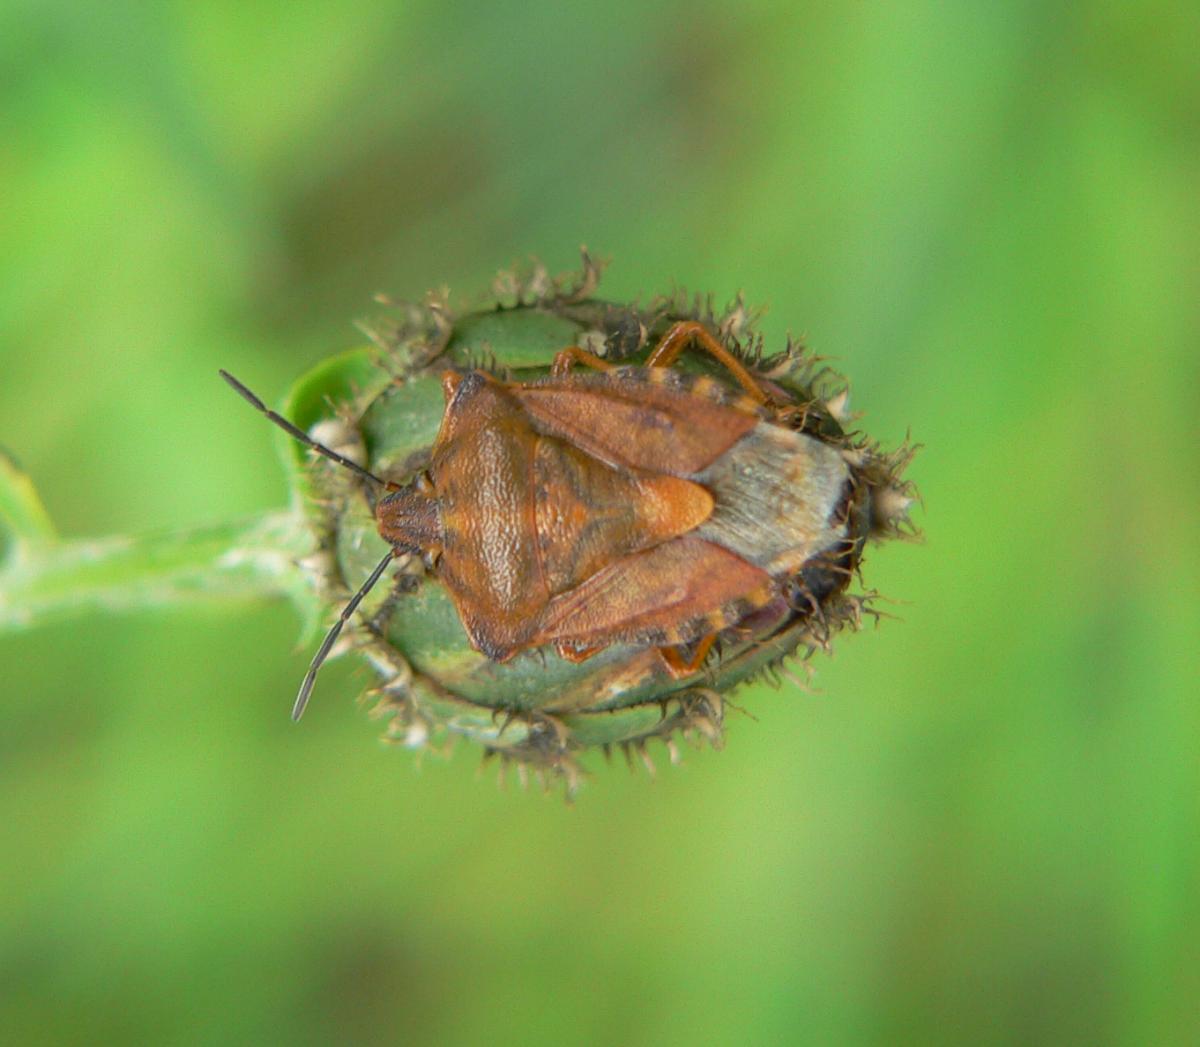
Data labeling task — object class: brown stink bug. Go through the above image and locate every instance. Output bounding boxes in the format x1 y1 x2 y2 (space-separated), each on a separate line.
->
223 305 913 733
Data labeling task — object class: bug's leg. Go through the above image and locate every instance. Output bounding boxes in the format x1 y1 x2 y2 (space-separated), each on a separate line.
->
550 346 616 378
645 321 770 404
553 640 609 664
658 634 717 678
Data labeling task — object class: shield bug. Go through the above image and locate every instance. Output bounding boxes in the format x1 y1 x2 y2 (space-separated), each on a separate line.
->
223 262 917 784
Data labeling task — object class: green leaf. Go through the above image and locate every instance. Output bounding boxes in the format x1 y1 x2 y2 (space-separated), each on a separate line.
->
0 448 57 560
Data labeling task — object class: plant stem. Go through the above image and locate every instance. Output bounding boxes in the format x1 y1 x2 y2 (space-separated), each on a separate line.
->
0 508 312 634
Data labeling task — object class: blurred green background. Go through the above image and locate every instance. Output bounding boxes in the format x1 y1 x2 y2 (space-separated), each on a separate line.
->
2 2 1197 1044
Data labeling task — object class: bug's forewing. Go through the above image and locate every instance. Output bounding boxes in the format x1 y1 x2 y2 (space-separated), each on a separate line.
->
532 534 772 650
512 372 758 477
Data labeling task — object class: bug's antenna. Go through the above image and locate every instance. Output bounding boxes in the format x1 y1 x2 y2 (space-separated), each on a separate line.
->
219 369 394 489
292 549 396 721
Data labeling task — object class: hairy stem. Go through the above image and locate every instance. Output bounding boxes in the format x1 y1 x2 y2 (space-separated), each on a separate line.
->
0 507 312 634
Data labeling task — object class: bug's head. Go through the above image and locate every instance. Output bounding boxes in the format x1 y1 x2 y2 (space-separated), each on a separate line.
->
376 476 442 556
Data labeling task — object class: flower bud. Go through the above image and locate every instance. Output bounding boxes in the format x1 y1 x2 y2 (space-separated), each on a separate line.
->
281 257 919 794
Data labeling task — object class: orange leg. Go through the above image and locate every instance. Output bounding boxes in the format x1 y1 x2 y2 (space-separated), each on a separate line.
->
658 634 717 678
645 321 770 404
558 635 715 677
551 346 615 378
554 640 608 664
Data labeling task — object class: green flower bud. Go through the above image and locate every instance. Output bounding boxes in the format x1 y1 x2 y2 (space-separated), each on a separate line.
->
277 255 919 794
